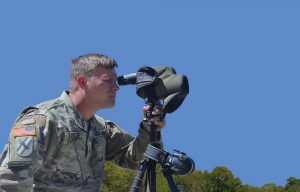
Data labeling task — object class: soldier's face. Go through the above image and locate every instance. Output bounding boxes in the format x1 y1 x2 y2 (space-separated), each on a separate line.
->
85 67 119 110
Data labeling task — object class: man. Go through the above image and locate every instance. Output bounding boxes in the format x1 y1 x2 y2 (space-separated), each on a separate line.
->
0 53 165 191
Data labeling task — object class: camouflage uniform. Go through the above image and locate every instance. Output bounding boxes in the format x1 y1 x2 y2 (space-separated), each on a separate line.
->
0 91 160 192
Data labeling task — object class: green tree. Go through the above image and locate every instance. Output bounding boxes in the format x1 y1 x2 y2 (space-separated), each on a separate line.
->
284 177 300 192
260 183 283 192
174 170 204 192
208 166 242 192
102 162 300 192
237 184 261 192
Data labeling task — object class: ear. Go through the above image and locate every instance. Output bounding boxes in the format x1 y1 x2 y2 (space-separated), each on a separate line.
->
77 75 87 89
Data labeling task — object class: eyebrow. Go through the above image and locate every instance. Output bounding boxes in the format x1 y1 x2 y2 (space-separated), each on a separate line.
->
101 75 117 80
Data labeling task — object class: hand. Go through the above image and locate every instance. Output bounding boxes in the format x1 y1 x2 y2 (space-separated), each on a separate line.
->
142 104 166 132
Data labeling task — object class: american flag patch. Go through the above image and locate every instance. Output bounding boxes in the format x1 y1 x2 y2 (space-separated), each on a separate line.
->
13 126 36 137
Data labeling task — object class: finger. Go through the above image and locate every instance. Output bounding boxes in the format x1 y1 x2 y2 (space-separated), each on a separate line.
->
152 110 162 115
154 119 166 128
157 119 166 125
155 124 164 132
143 106 150 116
152 108 164 116
143 106 150 113
152 114 165 120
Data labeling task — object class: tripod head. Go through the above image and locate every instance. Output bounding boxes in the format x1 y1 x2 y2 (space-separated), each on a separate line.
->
144 145 195 176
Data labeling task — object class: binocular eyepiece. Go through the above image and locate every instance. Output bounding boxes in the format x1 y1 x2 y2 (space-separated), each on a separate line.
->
144 145 195 176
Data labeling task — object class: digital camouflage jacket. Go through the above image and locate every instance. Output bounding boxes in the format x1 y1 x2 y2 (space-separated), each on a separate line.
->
0 91 159 192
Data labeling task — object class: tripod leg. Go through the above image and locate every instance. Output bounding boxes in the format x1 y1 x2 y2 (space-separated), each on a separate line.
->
146 160 157 192
130 159 148 192
162 166 180 192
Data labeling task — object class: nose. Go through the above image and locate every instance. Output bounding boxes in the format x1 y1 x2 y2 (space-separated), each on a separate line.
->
112 82 120 91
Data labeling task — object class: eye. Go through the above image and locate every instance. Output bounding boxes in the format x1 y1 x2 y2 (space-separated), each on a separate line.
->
103 78 116 84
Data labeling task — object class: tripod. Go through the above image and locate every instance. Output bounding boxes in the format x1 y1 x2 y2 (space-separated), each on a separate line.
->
130 100 181 192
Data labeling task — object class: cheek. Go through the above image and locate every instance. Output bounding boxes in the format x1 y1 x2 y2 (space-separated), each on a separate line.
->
90 81 103 90
94 85 110 95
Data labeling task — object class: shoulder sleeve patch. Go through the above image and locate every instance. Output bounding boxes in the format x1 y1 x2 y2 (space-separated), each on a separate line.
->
16 136 34 157
13 126 36 137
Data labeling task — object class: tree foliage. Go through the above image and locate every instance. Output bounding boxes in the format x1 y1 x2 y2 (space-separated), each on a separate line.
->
284 177 300 192
102 162 300 192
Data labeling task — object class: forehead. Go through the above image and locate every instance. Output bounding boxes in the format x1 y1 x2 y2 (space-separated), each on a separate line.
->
95 67 117 78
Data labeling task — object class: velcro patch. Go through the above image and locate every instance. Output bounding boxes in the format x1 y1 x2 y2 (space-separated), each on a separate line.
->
13 126 36 137
16 136 33 157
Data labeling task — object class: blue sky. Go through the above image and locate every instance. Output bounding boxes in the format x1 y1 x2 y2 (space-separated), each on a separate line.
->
0 0 299 187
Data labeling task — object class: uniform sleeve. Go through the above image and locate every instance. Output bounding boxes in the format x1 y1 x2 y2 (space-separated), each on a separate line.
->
0 112 54 192
105 121 163 170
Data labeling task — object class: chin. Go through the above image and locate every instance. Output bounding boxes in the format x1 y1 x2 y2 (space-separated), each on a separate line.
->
104 102 115 109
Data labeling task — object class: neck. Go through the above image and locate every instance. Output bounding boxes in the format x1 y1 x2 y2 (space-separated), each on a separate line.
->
69 91 95 121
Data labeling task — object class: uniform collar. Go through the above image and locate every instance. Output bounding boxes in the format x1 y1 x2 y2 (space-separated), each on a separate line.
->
58 90 94 132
